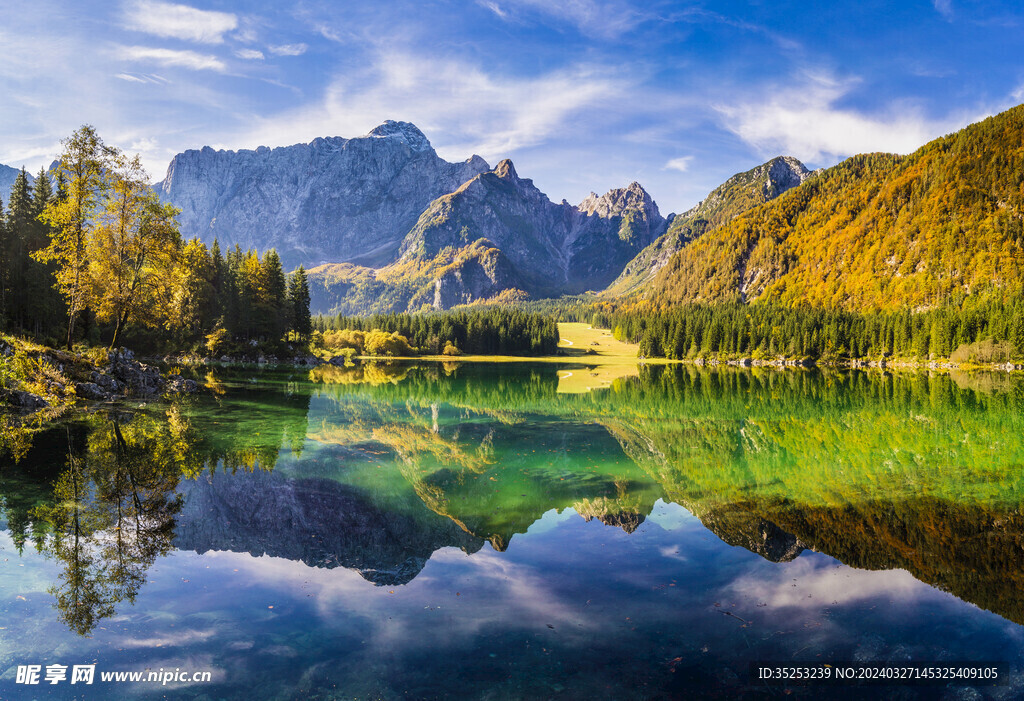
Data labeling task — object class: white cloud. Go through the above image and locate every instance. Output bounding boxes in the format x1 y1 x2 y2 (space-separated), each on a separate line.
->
728 558 935 610
933 0 954 20
715 71 973 162
664 156 693 172
118 46 227 72
123 0 238 44
490 0 643 38
235 48 265 60
478 1 509 20
129 136 159 153
233 51 626 164
116 72 149 83
267 43 308 57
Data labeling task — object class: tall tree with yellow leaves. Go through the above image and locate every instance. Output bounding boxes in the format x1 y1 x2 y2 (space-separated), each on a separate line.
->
35 126 116 349
90 153 181 348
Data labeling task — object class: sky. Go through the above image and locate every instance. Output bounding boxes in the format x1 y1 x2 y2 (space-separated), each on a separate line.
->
1 0 1022 213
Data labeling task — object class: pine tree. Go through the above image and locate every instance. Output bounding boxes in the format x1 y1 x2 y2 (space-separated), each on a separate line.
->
287 265 312 340
6 169 34 327
259 249 288 340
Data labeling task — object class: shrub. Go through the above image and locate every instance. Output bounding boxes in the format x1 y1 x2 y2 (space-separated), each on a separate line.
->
950 338 1014 364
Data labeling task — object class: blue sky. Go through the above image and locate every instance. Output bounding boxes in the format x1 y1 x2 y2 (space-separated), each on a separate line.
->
1 0 1022 213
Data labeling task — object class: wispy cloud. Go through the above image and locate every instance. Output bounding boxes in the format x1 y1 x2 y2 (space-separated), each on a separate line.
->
123 0 238 44
715 70 971 162
486 0 644 39
118 45 227 72
235 48 265 60
478 1 509 21
933 0 954 21
268 43 308 57
664 156 693 172
233 51 627 163
115 72 169 84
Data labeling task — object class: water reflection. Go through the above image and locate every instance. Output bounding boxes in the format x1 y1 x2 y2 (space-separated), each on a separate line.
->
1 362 1022 652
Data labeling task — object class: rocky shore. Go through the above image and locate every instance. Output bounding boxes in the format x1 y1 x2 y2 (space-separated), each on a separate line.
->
1 343 202 414
72 348 200 402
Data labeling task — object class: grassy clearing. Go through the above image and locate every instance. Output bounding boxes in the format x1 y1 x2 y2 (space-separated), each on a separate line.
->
347 322 652 394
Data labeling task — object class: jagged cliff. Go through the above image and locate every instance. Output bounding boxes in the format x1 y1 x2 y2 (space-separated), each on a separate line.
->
399 159 668 298
153 121 489 269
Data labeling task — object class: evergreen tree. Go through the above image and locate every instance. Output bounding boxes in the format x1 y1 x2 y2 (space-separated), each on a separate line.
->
287 265 312 339
259 249 288 339
5 169 34 327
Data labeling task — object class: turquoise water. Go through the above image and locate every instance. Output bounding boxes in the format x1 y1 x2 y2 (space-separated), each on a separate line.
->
1 363 1023 699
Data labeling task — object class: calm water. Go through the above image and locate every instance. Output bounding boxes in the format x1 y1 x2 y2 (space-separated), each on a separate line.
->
1 363 1023 699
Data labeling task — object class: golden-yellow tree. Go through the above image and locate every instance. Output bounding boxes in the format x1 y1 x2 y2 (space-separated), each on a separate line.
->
90 153 181 348
35 126 116 349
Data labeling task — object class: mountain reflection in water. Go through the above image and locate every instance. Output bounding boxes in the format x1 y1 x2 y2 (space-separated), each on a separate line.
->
1 362 1022 698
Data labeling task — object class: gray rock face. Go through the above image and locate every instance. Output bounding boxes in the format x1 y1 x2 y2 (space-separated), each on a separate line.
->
762 156 812 199
75 382 108 401
431 241 520 309
106 349 165 396
153 121 490 269
400 159 667 296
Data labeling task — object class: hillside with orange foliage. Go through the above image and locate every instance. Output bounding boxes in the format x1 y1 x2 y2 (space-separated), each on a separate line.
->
650 105 1024 310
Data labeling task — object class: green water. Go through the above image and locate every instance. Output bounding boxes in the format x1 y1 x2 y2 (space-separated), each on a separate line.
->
1 363 1023 699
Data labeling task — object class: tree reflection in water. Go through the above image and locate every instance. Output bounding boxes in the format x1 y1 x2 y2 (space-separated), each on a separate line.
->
36 413 190 635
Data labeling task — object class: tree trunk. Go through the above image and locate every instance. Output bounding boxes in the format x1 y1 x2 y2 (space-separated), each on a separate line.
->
109 309 130 350
66 310 76 351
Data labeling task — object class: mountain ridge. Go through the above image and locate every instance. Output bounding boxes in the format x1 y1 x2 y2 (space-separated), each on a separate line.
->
648 104 1024 310
0 164 35 204
606 156 812 296
153 120 490 270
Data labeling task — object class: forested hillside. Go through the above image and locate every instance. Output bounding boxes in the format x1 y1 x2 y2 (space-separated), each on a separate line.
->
650 105 1024 310
607 156 810 295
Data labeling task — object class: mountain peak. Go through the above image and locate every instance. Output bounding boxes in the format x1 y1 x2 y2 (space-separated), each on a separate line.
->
366 120 431 152
493 159 519 180
578 181 657 218
763 156 811 198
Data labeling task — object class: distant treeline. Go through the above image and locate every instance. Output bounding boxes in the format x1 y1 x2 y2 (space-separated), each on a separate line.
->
314 308 559 356
595 294 1024 361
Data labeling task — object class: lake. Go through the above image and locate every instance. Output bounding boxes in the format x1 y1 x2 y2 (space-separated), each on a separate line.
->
1 362 1023 699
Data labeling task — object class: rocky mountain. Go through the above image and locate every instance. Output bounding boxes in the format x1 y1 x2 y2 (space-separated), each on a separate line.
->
400 159 668 297
606 156 811 296
305 158 669 313
650 104 1024 309
0 164 33 202
153 121 490 269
